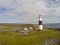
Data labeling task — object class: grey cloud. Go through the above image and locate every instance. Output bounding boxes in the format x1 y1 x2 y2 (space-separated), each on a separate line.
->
0 0 60 24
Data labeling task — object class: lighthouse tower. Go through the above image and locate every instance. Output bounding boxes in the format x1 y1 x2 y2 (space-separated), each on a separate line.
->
38 15 43 30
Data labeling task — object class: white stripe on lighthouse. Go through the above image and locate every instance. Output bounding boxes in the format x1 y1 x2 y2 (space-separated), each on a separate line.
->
39 25 43 30
39 17 42 21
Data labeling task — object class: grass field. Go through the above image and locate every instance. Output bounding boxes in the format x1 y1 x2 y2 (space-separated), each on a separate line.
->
0 29 59 45
0 24 60 45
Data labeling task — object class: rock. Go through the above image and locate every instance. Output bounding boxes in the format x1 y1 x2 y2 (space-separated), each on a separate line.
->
23 28 29 32
29 27 33 31
20 30 25 33
44 39 59 45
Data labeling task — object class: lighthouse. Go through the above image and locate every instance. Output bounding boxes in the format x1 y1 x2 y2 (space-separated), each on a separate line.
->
38 15 43 30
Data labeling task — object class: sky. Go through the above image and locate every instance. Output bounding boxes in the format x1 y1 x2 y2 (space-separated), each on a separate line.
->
0 0 60 24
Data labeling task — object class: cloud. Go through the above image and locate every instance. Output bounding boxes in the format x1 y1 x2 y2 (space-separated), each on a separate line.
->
0 0 60 24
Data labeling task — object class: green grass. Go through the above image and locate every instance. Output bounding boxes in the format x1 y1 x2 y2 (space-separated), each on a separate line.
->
0 29 60 45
